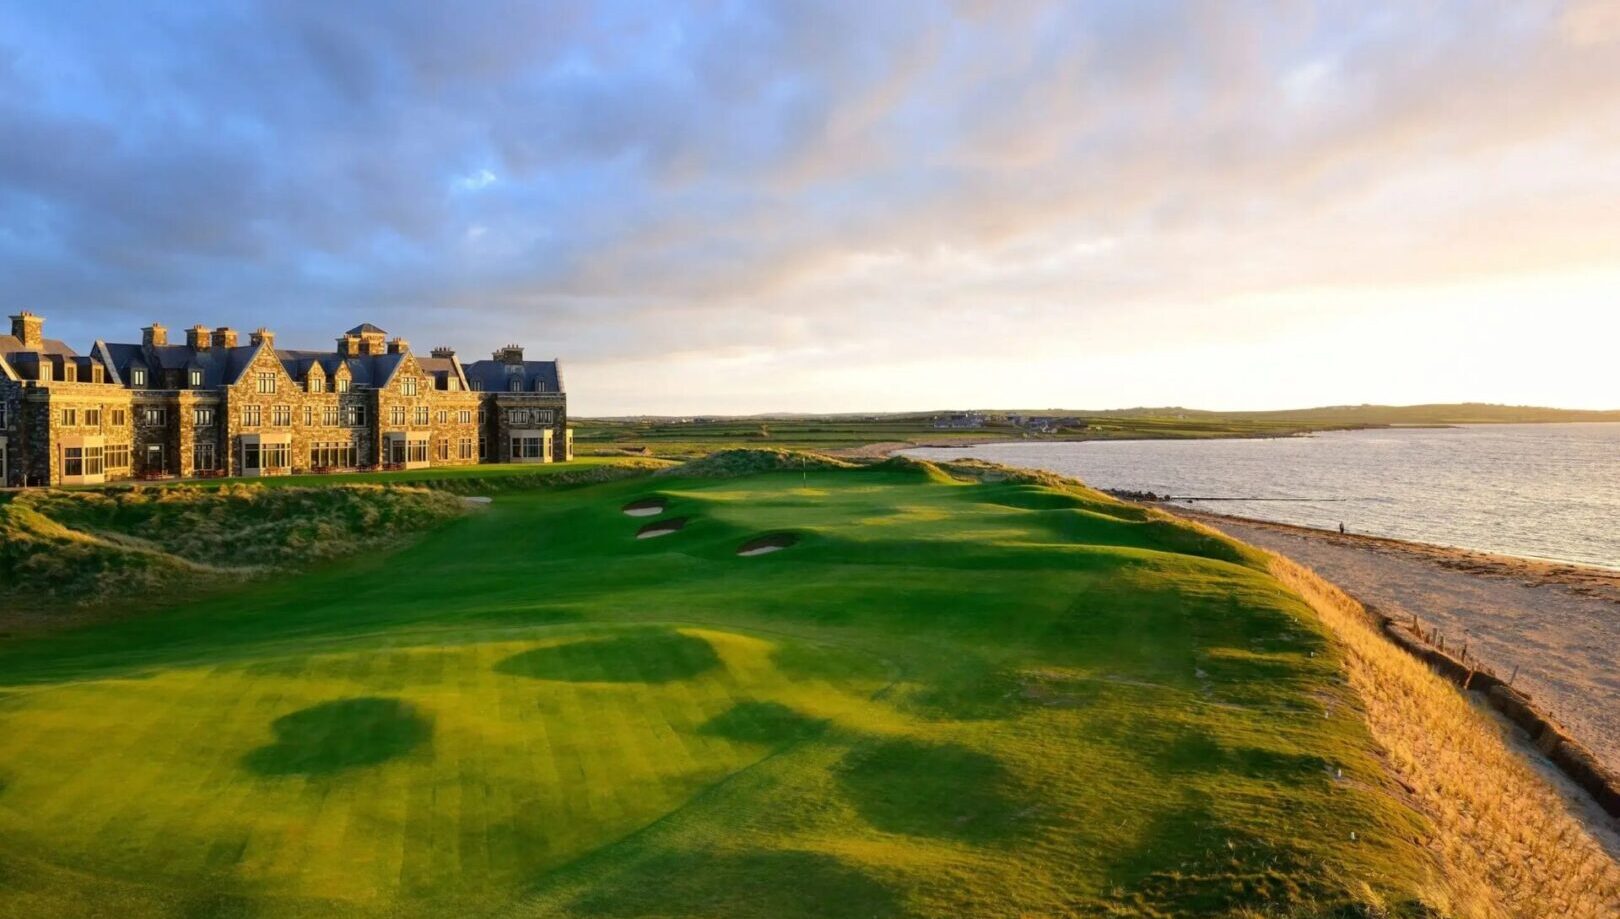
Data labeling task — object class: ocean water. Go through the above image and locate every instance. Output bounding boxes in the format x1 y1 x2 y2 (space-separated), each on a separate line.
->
904 423 1620 569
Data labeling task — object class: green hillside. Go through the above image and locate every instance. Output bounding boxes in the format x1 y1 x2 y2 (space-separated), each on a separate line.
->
0 455 1444 917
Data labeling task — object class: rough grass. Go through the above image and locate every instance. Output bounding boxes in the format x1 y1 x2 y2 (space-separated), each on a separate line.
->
1270 554 1620 918
0 483 465 616
0 462 1535 917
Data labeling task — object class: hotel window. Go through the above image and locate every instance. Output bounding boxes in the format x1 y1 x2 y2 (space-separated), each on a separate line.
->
257 372 276 393
322 405 339 426
511 435 545 459
310 442 357 468
336 378 350 393
302 405 313 426
390 406 406 426
105 444 131 469
243 441 259 470
458 437 474 460
436 438 449 461
345 405 366 427
413 406 429 426
534 381 546 392
131 368 147 386
507 409 527 425
478 435 488 459
407 439 429 464
477 406 487 425
534 410 554 424
402 377 418 396
140 406 167 426
508 378 522 392
458 409 472 424
111 408 127 426
271 404 292 426
91 365 104 383
242 405 261 426
193 443 216 471
64 445 104 477
0 403 7 427
84 408 101 426
189 369 203 388
436 410 447 424
61 407 78 426
470 379 483 391
193 407 215 426
256 442 290 470
309 376 324 393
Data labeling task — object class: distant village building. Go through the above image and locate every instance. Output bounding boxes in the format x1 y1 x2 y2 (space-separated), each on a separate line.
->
933 412 985 430
0 312 572 487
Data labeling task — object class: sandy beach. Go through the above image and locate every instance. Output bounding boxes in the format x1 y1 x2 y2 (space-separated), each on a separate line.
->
1173 508 1620 782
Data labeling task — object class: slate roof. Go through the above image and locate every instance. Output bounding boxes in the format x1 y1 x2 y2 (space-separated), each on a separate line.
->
346 323 387 335
97 341 261 387
461 358 564 393
0 335 79 381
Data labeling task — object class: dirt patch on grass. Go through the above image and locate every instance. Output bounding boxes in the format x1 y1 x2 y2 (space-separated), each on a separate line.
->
636 517 688 539
737 533 798 556
622 497 667 517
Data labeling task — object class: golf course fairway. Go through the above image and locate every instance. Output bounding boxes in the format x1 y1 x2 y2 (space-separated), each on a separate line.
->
0 458 1441 917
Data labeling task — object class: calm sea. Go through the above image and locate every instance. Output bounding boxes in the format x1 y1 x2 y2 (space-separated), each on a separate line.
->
904 423 1620 569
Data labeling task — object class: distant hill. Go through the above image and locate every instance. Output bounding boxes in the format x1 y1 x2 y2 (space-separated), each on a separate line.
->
585 403 1620 425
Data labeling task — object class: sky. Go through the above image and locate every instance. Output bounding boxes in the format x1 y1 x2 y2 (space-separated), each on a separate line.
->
3 1 1619 415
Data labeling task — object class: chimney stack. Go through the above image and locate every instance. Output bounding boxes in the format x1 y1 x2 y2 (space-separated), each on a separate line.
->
495 344 524 365
213 327 239 348
8 311 44 349
250 327 275 347
387 336 410 355
142 322 168 348
430 346 455 359
337 334 359 358
187 324 211 350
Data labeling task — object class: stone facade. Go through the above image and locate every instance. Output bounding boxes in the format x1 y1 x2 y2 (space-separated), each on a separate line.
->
0 313 571 486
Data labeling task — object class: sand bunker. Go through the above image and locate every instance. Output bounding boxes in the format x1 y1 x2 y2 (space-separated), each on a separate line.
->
738 534 798 556
622 498 668 517
637 517 688 539
461 496 493 506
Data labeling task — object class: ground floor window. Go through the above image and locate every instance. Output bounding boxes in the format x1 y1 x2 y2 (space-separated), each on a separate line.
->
407 439 429 464
310 442 357 468
436 438 449 461
511 436 546 459
262 443 290 469
64 446 104 477
243 442 259 470
458 437 474 460
105 444 131 470
193 443 216 471
478 435 488 459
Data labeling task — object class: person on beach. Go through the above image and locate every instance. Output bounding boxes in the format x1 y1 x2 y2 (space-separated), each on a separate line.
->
1339 522 1346 534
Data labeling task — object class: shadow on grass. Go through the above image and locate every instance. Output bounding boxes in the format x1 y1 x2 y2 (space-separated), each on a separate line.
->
573 849 909 919
1162 728 1329 781
495 629 720 684
700 701 824 747
836 739 1020 843
242 697 432 777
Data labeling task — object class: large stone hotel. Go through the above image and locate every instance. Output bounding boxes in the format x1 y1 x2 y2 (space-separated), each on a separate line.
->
0 312 572 486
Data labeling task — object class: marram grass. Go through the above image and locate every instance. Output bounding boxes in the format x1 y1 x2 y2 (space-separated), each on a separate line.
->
1 461 1458 917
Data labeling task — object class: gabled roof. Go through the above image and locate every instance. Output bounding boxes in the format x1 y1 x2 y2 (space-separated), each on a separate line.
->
0 335 78 382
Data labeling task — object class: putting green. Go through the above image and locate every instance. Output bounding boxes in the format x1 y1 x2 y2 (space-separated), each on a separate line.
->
0 459 1440 917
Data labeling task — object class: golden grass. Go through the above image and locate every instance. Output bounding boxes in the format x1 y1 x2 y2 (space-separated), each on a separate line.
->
1269 553 1620 918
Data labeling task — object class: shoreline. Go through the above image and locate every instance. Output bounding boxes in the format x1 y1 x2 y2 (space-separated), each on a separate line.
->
1164 505 1620 598
1168 504 1620 810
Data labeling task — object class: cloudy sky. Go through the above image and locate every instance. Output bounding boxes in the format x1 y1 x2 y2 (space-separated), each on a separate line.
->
3 2 1619 414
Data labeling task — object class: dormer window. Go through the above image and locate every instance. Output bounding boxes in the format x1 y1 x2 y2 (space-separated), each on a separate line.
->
131 367 147 387
336 378 350 393
189 369 203 388
534 380 546 392
402 377 418 396
509 378 522 392
309 377 324 393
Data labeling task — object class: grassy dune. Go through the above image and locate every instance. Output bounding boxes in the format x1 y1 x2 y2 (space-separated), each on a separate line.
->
1 456 1467 916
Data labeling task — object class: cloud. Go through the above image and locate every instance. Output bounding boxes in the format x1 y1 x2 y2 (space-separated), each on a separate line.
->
1 1 1618 411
